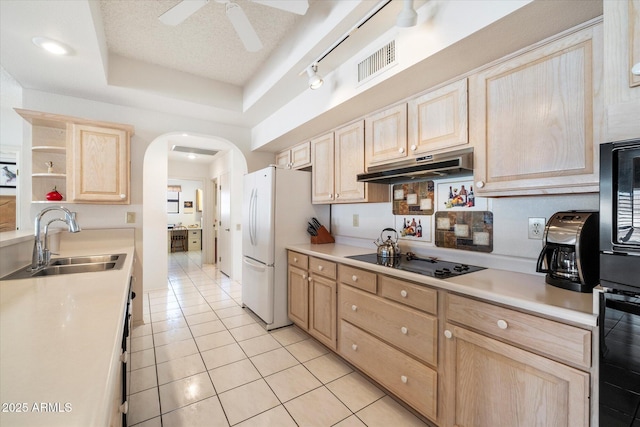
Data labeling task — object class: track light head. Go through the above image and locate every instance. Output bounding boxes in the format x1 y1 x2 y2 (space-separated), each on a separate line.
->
396 0 417 28
306 64 324 90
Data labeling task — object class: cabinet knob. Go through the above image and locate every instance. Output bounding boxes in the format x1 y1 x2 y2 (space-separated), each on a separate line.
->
120 194 126 199
476 181 485 188
336 194 340 199
632 62 640 76
401 375 408 384
352 344 358 351
308 276 312 282
351 275 358 282
401 326 408 335
302 274 307 280
351 304 358 312
119 401 129 414
400 290 408 298
293 257 298 262
444 330 453 339
120 350 128 363
398 147 405 153
318 265 324 271
497 319 508 330
410 144 417 151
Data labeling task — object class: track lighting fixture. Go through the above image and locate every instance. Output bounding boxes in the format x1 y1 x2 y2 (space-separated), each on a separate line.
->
396 0 417 28
306 63 324 90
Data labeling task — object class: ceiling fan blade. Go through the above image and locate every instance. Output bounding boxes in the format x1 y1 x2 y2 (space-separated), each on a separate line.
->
159 0 210 26
225 2 263 52
250 0 309 15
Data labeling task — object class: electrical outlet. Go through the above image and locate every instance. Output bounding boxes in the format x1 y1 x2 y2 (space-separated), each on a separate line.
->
528 217 546 239
126 212 136 223
353 214 359 227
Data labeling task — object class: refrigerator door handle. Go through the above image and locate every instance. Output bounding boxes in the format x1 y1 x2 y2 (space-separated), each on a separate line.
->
248 188 256 246
243 256 268 270
251 188 258 246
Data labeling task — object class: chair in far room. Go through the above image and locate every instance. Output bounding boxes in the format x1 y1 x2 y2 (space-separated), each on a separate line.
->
170 226 188 252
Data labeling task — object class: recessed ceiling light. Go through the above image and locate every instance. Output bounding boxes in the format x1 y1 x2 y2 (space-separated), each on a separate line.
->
32 36 74 55
187 154 197 160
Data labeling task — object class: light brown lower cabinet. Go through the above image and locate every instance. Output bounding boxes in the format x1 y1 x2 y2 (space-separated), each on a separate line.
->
287 253 337 350
442 324 589 427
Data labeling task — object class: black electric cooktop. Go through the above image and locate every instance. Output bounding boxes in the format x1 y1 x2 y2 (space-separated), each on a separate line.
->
345 252 485 279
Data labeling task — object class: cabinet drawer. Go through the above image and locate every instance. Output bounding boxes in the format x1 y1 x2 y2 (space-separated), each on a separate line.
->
288 251 308 269
338 264 377 293
340 284 437 366
188 229 201 237
379 275 437 315
446 293 591 369
339 320 437 422
309 257 337 280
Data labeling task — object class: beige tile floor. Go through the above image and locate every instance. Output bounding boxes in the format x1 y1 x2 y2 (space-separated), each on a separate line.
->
127 251 431 427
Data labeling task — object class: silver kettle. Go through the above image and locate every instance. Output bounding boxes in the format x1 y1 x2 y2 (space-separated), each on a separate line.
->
375 228 400 261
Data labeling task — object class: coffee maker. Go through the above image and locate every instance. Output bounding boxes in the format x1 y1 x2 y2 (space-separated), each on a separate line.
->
536 211 599 292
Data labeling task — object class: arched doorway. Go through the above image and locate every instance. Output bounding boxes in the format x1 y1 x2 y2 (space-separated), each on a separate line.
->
142 132 248 294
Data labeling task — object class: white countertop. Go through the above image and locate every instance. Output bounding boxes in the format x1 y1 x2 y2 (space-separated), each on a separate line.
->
0 229 135 427
287 243 597 327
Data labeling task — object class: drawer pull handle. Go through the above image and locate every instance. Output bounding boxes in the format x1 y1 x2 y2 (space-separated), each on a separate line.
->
400 290 408 298
352 275 358 282
294 257 298 262
401 375 408 384
318 265 324 271
352 344 358 351
351 305 358 312
444 330 453 339
497 319 508 330
401 326 408 335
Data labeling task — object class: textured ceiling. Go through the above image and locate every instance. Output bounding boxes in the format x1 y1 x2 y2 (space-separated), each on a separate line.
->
99 0 304 86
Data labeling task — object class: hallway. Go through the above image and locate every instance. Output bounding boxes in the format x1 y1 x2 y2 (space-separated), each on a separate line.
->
127 251 430 426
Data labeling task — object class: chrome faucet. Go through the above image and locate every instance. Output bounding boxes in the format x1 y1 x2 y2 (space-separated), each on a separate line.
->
31 206 81 271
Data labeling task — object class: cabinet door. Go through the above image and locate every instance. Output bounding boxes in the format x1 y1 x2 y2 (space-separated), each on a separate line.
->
290 141 311 169
334 121 366 203
309 274 336 349
69 124 130 203
275 150 291 168
408 78 468 155
470 23 603 196
311 132 335 203
287 265 309 329
365 104 408 167
442 324 589 427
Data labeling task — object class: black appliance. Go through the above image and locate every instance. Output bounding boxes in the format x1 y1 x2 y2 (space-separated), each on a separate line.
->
598 139 640 427
345 252 485 279
535 211 599 292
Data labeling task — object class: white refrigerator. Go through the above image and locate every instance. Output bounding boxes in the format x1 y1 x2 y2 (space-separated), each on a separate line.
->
242 166 328 330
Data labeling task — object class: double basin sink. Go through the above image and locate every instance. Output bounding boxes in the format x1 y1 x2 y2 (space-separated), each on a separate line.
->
1 253 127 281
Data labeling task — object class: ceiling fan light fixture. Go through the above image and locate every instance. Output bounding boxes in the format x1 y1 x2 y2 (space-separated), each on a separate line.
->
32 36 74 55
396 0 418 28
307 64 323 90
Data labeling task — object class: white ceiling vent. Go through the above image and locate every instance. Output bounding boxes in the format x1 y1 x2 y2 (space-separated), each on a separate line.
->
358 40 396 84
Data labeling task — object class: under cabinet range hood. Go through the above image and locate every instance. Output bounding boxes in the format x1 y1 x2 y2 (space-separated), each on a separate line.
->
357 148 474 184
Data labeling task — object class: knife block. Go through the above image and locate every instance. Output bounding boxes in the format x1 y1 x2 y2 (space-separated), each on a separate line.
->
311 226 335 244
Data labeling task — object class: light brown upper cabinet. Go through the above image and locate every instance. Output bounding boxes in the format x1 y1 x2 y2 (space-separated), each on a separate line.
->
603 1 640 141
408 78 468 156
312 122 389 204
275 141 311 170
364 103 408 167
16 109 133 204
68 124 130 204
470 22 604 196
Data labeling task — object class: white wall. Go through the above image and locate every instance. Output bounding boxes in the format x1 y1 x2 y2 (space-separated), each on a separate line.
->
0 66 23 224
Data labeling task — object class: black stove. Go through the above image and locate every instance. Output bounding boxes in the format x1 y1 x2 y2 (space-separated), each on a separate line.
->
345 252 485 279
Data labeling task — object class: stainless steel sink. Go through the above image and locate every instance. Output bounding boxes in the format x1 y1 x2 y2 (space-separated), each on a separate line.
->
49 254 121 266
0 253 126 281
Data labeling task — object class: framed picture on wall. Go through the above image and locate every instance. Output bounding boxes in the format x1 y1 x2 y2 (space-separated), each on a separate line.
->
0 162 17 188
184 200 194 214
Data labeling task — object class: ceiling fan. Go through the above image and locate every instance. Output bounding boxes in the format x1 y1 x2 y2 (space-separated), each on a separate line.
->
159 0 309 52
